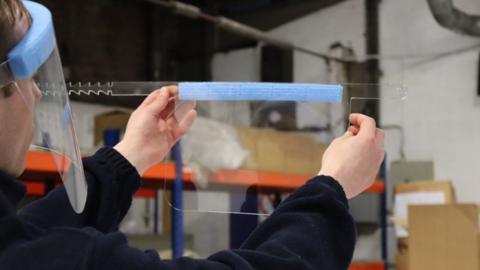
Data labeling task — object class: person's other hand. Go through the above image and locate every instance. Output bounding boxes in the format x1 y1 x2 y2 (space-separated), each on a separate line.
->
114 86 197 175
318 114 384 199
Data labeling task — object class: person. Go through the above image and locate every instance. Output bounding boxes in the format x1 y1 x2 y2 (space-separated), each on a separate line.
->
0 1 385 270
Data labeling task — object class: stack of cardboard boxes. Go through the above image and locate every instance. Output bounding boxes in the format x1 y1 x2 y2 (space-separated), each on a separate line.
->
94 112 327 176
394 181 480 270
236 127 326 175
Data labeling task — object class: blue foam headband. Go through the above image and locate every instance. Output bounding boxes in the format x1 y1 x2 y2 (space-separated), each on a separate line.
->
7 1 55 80
179 82 343 102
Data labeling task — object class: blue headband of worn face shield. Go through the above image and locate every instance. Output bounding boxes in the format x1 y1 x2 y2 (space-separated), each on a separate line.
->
6 1 55 80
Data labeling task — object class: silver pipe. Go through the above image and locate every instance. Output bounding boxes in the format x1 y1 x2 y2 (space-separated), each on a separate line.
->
427 0 480 37
216 17 295 50
145 0 201 19
146 0 348 63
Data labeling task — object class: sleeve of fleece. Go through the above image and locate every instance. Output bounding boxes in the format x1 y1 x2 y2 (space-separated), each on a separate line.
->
94 176 356 270
17 147 142 233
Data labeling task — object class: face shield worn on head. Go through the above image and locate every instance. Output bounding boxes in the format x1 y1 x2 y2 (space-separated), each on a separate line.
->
0 1 87 213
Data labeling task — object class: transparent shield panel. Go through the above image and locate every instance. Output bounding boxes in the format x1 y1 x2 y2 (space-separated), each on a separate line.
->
349 84 407 119
30 49 88 213
61 81 405 215
161 82 406 215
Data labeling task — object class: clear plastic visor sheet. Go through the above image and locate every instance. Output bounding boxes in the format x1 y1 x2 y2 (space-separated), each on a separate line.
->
159 82 406 216
0 49 88 214
0 0 88 213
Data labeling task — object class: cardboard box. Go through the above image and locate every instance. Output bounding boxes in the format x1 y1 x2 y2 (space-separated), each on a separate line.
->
409 204 480 270
394 181 456 203
396 237 409 270
236 128 326 175
393 181 455 237
396 253 409 270
393 181 456 270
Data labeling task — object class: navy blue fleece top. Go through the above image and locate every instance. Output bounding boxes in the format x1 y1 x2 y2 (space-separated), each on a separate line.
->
0 147 356 270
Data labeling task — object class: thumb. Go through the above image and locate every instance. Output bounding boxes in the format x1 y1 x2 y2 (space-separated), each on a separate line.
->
344 125 358 137
344 130 354 137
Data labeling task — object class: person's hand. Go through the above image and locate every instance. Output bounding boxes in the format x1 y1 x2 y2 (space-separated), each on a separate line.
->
318 114 384 199
114 86 197 175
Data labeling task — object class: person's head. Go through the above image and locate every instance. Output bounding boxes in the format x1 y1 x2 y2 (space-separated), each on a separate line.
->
0 0 42 176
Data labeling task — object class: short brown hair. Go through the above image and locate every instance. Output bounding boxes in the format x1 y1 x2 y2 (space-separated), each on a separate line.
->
0 0 29 60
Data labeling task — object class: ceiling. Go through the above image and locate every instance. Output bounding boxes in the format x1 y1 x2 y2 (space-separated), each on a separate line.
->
177 0 346 52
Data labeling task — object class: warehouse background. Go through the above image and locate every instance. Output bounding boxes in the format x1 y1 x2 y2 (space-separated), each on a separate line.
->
26 0 480 267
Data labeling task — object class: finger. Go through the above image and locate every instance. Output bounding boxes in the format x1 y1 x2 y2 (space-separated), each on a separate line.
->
160 97 176 119
159 107 183 134
348 125 359 136
173 110 197 139
163 85 179 96
349 113 376 139
376 128 384 137
165 114 179 132
146 87 173 116
160 86 180 119
157 117 168 133
376 128 385 143
174 100 197 122
139 89 161 108
140 85 178 109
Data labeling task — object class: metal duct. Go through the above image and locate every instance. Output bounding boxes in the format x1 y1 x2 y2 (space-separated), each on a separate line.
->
427 0 480 36
145 0 347 62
